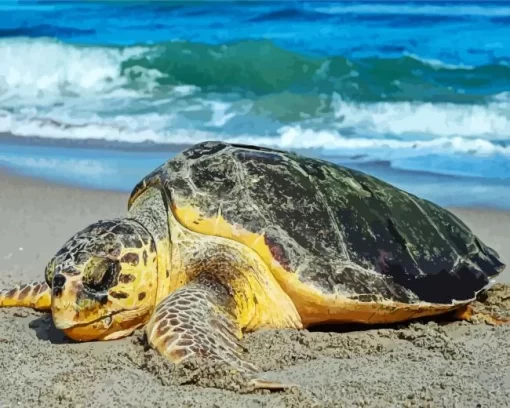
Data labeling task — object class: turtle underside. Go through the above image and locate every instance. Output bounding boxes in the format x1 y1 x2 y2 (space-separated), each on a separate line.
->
129 142 505 310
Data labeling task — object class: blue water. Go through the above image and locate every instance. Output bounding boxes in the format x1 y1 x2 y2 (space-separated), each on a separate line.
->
0 1 509 208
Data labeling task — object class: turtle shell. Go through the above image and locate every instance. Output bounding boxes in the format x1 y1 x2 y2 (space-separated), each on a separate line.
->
129 141 505 306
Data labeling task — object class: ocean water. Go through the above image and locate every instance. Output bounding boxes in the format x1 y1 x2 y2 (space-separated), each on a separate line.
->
0 1 509 208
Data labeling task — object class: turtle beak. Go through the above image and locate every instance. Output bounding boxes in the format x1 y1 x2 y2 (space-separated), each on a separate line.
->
51 273 114 340
61 315 114 341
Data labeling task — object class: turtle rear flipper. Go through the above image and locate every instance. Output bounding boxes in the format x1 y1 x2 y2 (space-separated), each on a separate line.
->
455 304 510 326
0 281 51 310
146 282 295 390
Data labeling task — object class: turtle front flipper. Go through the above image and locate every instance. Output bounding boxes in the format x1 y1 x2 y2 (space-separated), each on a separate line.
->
146 282 295 390
0 281 51 310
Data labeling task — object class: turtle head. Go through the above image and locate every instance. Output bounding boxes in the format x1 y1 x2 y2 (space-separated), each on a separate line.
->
45 218 159 341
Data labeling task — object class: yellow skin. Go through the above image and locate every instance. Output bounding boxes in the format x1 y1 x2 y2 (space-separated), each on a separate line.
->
0 186 506 390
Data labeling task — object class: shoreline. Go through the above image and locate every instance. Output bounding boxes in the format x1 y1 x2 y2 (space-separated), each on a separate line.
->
2 131 509 181
2 135 510 211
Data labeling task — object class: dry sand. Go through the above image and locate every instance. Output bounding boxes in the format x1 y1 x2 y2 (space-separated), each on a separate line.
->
0 170 509 408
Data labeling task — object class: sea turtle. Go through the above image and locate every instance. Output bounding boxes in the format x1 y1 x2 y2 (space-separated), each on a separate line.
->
0 141 506 388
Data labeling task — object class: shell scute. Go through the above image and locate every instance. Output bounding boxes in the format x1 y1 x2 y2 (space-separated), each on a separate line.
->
129 141 505 307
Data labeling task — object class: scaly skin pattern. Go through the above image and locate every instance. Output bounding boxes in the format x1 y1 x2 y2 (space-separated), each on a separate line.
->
147 282 255 370
146 281 294 390
0 281 51 310
146 281 292 390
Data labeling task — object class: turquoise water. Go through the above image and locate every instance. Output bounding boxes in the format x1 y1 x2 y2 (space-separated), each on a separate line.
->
0 1 509 207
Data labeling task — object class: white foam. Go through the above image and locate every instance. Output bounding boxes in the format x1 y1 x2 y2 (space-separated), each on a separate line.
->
0 112 168 143
2 97 510 159
227 127 510 157
0 37 149 100
331 95 510 139
0 110 216 145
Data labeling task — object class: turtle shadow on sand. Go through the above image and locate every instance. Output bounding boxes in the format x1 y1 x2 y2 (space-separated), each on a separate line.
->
308 308 467 334
28 314 70 344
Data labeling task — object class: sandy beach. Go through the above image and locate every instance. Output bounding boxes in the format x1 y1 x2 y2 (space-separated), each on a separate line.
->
0 169 509 408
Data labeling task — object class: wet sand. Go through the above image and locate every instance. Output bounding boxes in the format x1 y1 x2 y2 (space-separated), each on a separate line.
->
0 170 509 408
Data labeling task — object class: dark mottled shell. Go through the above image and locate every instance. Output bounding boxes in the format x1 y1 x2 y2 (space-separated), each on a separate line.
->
129 142 505 305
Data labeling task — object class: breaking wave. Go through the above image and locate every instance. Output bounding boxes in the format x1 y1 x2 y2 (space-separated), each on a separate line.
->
1 37 509 101
1 37 509 180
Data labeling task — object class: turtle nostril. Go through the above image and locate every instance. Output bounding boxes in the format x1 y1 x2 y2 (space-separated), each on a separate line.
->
53 274 66 289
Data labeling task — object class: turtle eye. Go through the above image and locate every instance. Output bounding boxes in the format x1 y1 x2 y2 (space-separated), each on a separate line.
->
84 259 120 292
